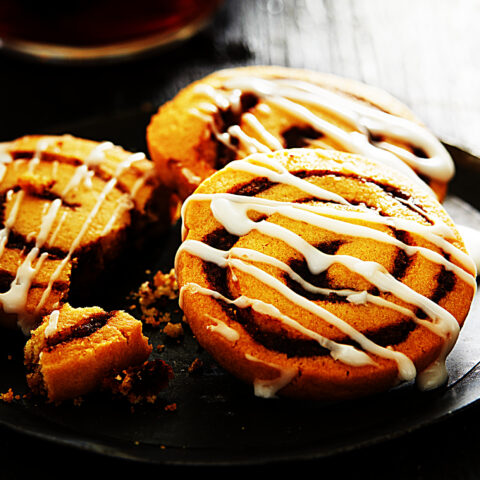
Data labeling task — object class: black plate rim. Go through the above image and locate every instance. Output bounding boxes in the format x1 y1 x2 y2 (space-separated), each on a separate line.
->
2 360 480 467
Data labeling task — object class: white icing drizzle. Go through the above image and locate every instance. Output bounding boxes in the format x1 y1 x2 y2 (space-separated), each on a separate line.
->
0 199 61 328
179 280 376 368
35 150 147 315
0 142 13 166
242 113 284 150
131 169 153 198
245 354 298 399
62 164 94 196
181 283 375 398
227 125 272 154
0 136 152 328
44 309 59 338
227 155 350 206
100 195 134 236
36 198 62 246
114 151 146 175
204 314 240 342
28 138 52 174
181 150 475 277
48 211 68 245
35 177 117 314
228 246 456 339
209 196 474 287
178 154 476 395
181 167 202 186
192 75 455 191
85 141 114 167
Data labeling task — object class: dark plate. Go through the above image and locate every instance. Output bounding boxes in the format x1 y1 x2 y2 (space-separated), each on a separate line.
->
1 108 480 467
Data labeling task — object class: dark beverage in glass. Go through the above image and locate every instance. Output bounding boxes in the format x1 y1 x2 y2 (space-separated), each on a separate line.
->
0 0 223 62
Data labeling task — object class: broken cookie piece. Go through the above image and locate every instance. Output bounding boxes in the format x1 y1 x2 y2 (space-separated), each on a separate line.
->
24 303 152 403
0 134 173 333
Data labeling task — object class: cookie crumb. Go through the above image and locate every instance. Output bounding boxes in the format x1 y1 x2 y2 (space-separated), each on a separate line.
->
0 388 15 403
164 403 177 412
102 359 173 404
153 269 178 295
163 321 184 338
130 268 179 326
188 358 203 374
18 172 55 196
145 311 171 327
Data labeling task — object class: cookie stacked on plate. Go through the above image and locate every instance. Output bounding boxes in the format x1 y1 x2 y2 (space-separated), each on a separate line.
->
0 135 174 402
147 66 475 400
0 66 474 403
147 65 454 202
174 148 475 399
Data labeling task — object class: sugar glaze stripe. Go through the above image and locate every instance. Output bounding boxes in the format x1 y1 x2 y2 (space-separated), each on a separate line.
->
178 153 476 396
191 74 455 192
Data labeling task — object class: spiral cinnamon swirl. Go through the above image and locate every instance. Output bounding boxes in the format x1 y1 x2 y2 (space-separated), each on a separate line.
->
147 65 454 202
24 303 153 403
0 135 171 332
175 148 475 400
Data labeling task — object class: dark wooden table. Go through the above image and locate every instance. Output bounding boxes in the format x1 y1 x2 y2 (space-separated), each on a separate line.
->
1 0 480 477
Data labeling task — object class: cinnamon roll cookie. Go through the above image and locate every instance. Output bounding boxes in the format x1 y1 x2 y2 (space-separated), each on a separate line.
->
175 148 476 400
147 65 454 201
0 135 171 332
24 303 153 403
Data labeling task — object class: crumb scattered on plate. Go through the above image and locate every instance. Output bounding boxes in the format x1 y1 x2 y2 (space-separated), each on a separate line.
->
102 359 174 404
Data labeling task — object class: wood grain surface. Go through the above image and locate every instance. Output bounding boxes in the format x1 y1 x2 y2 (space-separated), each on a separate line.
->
0 1 480 478
227 0 480 154
1 0 479 156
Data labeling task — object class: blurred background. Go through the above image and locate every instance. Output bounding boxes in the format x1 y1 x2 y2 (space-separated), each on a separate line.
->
0 0 479 155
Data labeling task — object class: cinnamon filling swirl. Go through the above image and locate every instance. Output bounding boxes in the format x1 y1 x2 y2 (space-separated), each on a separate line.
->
153 67 455 201
43 311 114 350
176 149 475 399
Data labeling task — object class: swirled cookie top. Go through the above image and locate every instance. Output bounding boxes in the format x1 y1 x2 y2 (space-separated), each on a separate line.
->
176 149 475 397
188 69 454 192
0 135 155 331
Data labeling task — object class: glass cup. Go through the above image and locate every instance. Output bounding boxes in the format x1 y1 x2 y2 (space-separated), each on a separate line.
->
0 0 223 63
